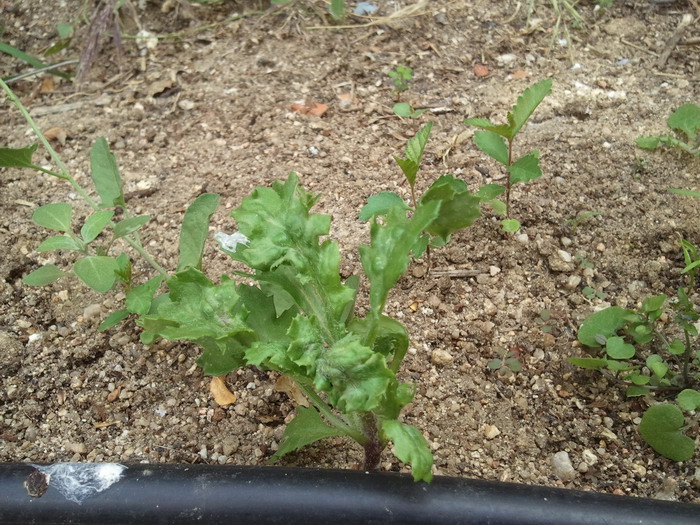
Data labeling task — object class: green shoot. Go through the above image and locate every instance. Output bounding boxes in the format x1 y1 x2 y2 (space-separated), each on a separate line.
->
637 104 700 158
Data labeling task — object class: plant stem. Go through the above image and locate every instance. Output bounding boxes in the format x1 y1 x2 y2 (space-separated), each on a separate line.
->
361 412 383 471
506 138 514 216
294 380 364 443
682 328 692 387
1 79 168 277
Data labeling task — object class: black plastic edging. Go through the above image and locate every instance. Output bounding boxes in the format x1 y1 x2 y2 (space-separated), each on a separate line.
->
0 463 697 525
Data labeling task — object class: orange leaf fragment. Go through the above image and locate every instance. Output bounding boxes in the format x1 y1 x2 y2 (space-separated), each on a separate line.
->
290 100 329 117
512 69 528 79
474 64 489 78
210 376 237 406
106 386 121 403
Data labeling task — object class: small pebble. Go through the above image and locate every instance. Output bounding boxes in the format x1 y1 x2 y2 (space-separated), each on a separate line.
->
431 349 454 366
557 250 573 263
483 425 501 440
516 233 529 244
83 304 102 320
552 451 577 481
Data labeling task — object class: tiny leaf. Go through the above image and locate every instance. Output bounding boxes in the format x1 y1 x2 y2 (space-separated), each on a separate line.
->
98 309 130 331
472 130 508 164
126 275 165 315
578 306 631 348
270 406 346 461
113 215 150 239
23 264 65 286
605 336 635 359
359 192 409 222
567 357 608 369
177 193 220 271
677 389 700 411
382 420 433 482
81 210 114 243
393 122 433 189
0 144 39 169
501 219 520 232
90 138 125 208
639 404 695 462
36 235 83 252
73 256 119 292
32 203 73 232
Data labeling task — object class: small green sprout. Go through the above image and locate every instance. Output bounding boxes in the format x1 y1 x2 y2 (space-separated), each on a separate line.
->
488 347 523 377
465 78 553 232
564 211 600 234
637 103 700 158
388 65 413 99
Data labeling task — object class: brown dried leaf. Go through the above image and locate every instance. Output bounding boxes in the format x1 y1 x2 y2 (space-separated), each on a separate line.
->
106 386 121 403
290 100 329 117
210 376 237 406
44 127 68 145
274 375 309 407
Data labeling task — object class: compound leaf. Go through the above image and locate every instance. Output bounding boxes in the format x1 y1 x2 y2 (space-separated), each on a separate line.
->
508 78 553 137
393 122 433 189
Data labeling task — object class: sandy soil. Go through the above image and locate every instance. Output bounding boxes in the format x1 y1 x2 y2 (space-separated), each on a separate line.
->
1 0 699 502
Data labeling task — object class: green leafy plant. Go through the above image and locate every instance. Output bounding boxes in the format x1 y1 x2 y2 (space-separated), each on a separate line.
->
488 347 523 377
637 104 700 158
2 80 507 482
535 309 552 333
387 65 425 118
465 78 553 232
571 244 699 461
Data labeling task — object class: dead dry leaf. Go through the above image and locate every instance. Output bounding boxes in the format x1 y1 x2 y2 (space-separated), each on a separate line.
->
106 386 121 403
275 375 309 407
43 127 68 145
210 376 237 406
290 100 329 117
474 64 489 78
512 69 529 79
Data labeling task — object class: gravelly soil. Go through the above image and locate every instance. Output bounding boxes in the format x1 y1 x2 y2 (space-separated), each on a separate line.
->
1 0 699 503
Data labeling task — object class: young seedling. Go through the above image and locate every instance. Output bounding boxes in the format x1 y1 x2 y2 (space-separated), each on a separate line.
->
488 347 523 377
387 65 425 118
564 211 600 234
637 103 700 158
571 244 699 462
465 78 553 232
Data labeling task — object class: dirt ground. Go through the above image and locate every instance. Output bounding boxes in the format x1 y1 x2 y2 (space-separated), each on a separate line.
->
1 0 699 503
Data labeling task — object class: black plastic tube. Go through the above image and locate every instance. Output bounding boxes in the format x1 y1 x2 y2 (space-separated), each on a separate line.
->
0 463 697 525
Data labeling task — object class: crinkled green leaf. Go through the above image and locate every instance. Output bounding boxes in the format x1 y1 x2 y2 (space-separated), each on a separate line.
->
98 309 129 331
90 138 124 208
472 130 508 164
126 275 165 315
578 306 631 347
349 315 408 372
667 103 700 141
420 175 481 241
359 200 441 314
507 151 542 185
359 192 409 222
196 337 247 376
626 385 651 397
314 335 395 413
141 268 250 341
677 389 700 411
382 420 433 482
113 215 150 239
23 264 65 286
639 404 695 462
270 406 347 462
73 256 119 292
392 122 433 189
32 203 72 232
81 210 114 243
0 143 39 169
507 78 553 137
36 235 83 252
231 174 354 333
177 193 220 271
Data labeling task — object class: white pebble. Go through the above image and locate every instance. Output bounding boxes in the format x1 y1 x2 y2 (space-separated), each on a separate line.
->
483 424 501 440
557 250 573 263
552 451 577 481
431 349 454 366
